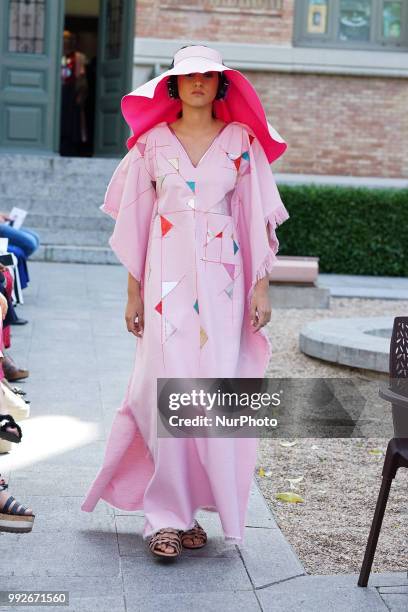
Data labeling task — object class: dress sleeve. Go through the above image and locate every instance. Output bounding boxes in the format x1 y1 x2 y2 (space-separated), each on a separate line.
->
232 128 290 308
100 133 156 283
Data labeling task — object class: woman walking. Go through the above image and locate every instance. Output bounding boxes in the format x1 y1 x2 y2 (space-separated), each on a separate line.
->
81 45 289 558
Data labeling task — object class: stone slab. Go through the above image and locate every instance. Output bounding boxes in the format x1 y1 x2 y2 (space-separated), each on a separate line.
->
318 273 408 301
0 530 119 577
121 555 253 595
0 576 124 612
5 495 114 532
379 586 408 594
379 594 408 612
239 527 306 588
245 481 278 529
8 466 104 498
269 284 330 309
257 577 388 611
299 316 392 372
124 590 260 612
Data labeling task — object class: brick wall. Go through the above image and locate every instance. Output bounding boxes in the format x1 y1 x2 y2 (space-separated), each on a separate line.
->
135 0 294 45
134 1 407 178
251 70 407 178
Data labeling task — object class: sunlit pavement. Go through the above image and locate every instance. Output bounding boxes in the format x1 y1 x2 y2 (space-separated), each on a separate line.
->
0 262 406 612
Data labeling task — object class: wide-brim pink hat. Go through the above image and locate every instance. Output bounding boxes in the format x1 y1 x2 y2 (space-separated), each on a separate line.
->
121 45 287 164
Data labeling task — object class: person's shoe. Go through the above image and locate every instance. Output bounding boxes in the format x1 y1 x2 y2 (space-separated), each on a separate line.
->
10 318 28 326
180 520 208 549
0 414 22 443
3 356 29 382
0 476 35 533
149 528 183 559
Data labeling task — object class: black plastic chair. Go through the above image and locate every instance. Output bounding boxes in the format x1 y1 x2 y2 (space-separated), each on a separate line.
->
358 316 408 587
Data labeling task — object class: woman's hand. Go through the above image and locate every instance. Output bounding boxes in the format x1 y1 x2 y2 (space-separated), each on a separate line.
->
250 276 271 333
125 293 144 338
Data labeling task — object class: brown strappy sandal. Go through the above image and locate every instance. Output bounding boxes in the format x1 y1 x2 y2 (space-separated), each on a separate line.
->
181 520 207 549
149 527 183 559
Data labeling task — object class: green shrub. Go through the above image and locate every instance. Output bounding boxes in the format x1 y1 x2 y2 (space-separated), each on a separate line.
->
276 185 408 276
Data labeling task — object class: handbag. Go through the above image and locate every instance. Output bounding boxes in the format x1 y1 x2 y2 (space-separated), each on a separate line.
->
0 381 29 421
0 382 29 453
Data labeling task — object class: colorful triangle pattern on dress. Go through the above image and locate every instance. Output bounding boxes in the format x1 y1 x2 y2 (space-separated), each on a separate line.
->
168 158 179 170
249 134 255 145
163 316 177 342
193 299 199 314
215 231 223 238
186 181 195 193
233 239 239 255
224 281 234 299
223 263 235 280
155 301 162 315
162 280 179 299
136 141 146 156
160 216 173 237
200 327 208 348
206 229 216 244
228 149 251 171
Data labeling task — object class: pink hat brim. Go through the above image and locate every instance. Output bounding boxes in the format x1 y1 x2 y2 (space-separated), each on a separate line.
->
121 62 287 164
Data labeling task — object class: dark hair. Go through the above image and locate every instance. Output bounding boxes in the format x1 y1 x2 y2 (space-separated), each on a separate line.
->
167 72 229 100
166 45 229 117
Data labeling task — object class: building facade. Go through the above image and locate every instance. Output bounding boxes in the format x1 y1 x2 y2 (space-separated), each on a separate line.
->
0 0 407 179
134 0 408 179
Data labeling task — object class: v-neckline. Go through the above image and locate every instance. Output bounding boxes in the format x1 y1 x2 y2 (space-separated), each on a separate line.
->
167 122 230 169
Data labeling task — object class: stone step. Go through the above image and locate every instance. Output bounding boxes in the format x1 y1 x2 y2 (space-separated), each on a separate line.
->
0 153 119 175
0 154 119 199
25 212 114 231
32 227 111 247
1 197 106 216
0 153 124 264
1 181 108 198
31 244 119 265
0 169 114 183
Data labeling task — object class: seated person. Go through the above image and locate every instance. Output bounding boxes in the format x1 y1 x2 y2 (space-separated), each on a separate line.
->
0 271 29 381
0 212 40 290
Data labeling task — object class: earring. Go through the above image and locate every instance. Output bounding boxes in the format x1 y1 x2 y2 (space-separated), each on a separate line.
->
167 78 178 99
216 80 229 100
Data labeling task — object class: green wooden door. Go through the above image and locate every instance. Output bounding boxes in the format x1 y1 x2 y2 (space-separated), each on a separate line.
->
0 0 64 152
94 0 135 157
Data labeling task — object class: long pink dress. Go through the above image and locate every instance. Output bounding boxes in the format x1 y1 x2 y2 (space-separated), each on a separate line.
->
81 120 289 542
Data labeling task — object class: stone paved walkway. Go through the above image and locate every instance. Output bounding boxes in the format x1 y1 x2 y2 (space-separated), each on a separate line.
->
0 262 406 611
318 273 408 300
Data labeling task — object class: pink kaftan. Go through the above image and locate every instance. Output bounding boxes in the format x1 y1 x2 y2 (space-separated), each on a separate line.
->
81 120 290 541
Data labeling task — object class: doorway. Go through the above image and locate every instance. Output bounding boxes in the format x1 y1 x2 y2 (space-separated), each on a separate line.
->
60 0 136 158
60 0 99 156
0 0 134 157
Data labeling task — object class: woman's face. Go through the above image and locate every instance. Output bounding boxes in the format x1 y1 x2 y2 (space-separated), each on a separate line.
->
177 72 219 107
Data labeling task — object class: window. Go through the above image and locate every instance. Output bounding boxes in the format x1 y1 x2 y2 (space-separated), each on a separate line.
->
105 0 123 60
295 0 408 50
8 0 46 54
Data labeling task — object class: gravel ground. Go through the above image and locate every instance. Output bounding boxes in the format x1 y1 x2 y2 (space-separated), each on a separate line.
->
257 296 408 575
